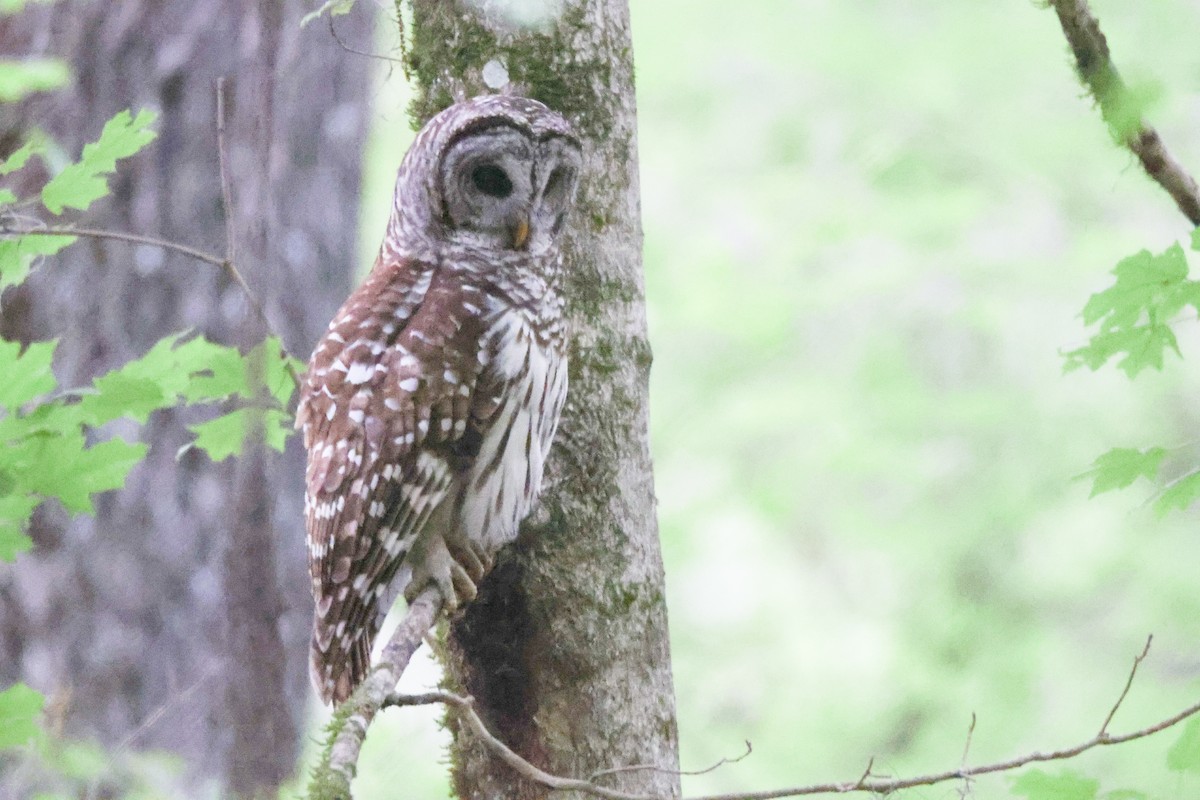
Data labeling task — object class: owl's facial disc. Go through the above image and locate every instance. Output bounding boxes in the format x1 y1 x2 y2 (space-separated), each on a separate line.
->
440 126 536 250
529 138 582 249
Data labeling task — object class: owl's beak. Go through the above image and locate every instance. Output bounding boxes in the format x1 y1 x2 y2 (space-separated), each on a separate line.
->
511 216 530 250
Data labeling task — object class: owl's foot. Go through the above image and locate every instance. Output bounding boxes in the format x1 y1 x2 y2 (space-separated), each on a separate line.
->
403 534 493 613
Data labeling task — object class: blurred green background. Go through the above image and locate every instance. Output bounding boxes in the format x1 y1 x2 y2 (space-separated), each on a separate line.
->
308 1 1200 797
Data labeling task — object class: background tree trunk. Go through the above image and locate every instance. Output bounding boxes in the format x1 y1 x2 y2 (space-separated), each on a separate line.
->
406 1 682 797
0 1 372 795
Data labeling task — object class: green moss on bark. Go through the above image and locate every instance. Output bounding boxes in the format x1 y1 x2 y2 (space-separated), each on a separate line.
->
406 1 616 141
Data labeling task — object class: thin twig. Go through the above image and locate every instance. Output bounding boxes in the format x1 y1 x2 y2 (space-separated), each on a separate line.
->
589 741 752 783
841 757 875 792
327 14 406 69
1049 0 1200 225
216 77 237 270
1098 634 1152 738
115 666 217 752
213 79 302 390
0 222 303 389
372 641 1200 800
960 712 977 767
957 713 977 800
1 225 224 267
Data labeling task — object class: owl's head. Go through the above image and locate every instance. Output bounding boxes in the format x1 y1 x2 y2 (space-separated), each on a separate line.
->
388 95 582 257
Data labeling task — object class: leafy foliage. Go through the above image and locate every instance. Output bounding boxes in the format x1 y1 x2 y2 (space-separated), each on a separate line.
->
0 683 43 749
40 109 157 214
0 332 300 558
0 18 304 800
1166 716 1200 775
1063 243 1200 378
1011 769 1099 800
1060 230 1200 514
0 233 76 293
1080 447 1167 498
0 59 68 103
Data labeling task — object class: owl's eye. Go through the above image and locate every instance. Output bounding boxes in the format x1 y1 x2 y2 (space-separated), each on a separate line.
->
471 164 513 198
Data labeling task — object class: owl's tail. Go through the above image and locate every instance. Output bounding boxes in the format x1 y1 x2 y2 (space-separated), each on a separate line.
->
310 615 374 706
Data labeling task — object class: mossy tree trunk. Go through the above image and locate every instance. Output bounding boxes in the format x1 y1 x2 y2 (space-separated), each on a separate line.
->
405 1 681 797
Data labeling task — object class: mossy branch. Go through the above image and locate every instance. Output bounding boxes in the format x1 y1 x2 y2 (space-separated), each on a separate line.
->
304 587 443 800
1049 0 1200 225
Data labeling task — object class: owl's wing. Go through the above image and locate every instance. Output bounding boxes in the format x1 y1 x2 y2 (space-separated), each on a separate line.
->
296 258 494 704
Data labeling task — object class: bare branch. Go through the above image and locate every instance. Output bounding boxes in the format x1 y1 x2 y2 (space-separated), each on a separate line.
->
1099 634 1152 738
0 223 303 389
1049 0 1200 225
961 712 977 767
216 76 237 270
1 224 225 267
957 712 977 800
589 741 753 783
373 652 1200 800
213 79 302 390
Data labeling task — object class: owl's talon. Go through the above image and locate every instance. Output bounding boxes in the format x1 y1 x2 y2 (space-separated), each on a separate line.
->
450 562 478 607
447 540 487 583
404 533 482 613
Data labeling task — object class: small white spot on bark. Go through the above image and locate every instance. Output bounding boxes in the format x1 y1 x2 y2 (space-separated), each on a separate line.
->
482 58 509 89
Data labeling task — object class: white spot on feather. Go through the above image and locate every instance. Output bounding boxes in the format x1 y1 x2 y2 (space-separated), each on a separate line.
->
347 361 374 384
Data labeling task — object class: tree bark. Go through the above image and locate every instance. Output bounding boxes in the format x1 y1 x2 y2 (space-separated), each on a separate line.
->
406 2 681 797
0 2 372 796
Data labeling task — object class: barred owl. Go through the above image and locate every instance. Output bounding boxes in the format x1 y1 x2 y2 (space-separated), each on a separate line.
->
295 96 581 705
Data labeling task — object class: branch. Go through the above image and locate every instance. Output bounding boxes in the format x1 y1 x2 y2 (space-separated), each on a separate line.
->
374 639 1200 800
305 586 443 800
0 223 302 390
1 224 225 267
1049 0 1200 225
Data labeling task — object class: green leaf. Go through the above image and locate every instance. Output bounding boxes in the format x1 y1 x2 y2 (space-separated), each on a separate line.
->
300 0 355 27
1011 769 1098 800
41 109 156 214
1155 469 1200 516
0 136 42 175
0 0 54 16
1066 242 1200 377
0 338 57 409
1167 715 1200 773
77 372 168 426
54 738 111 781
1082 245 1190 330
1081 447 1166 497
0 682 43 749
186 408 292 462
1100 791 1146 800
0 233 76 292
179 342 252 403
0 58 68 103
14 433 147 514
0 492 36 561
249 336 300 407
1063 324 1179 378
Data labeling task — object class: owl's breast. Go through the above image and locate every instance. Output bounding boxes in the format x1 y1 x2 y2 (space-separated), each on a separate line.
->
456 305 568 552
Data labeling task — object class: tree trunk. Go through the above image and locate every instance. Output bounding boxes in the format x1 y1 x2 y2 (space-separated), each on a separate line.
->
406 2 682 797
0 2 372 795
